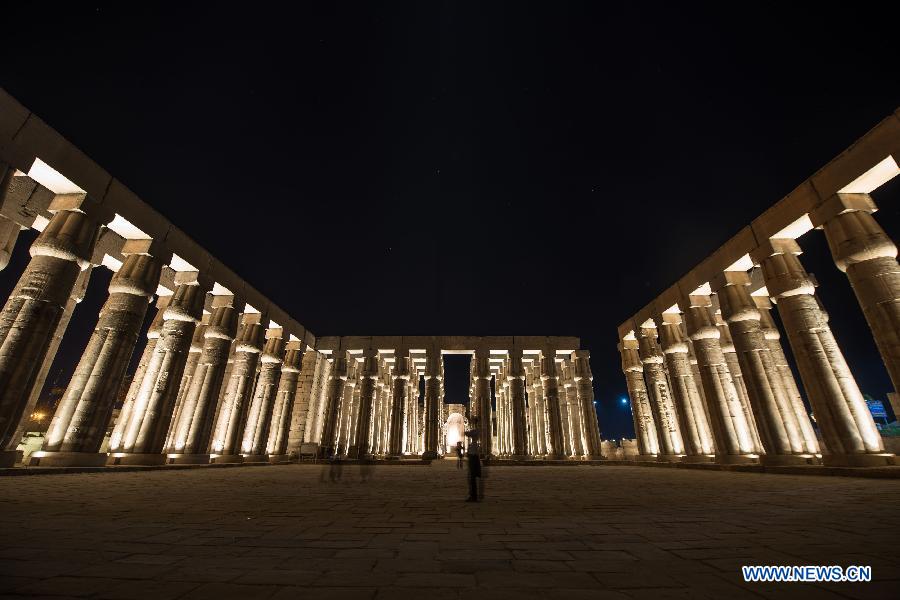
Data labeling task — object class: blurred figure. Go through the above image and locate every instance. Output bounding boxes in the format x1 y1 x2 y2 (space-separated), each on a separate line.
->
319 449 343 483
464 417 483 502
456 441 464 470
359 457 374 482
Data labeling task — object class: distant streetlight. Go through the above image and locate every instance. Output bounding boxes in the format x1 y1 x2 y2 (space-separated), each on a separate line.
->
620 397 628 406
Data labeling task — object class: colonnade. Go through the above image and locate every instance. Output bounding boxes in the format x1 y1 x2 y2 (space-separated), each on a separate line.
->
618 108 900 467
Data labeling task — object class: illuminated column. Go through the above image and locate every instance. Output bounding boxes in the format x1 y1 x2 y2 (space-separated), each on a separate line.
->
572 350 601 458
752 239 890 465
714 270 814 464
209 312 265 461
389 350 410 457
470 349 492 456
682 292 758 463
540 350 565 459
38 242 163 466
619 340 659 457
241 327 285 460
164 314 207 451
657 314 715 457
319 350 348 457
507 350 528 458
0 204 101 458
562 361 586 457
556 367 573 457
113 274 208 464
266 340 304 461
379 365 392 455
716 315 764 453
166 296 240 462
635 324 684 458
755 297 820 454
813 194 900 398
4 267 92 458
528 363 547 456
422 349 442 459
350 349 379 458
338 361 358 454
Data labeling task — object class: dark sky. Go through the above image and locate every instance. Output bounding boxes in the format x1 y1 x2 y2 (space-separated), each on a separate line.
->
1 2 898 439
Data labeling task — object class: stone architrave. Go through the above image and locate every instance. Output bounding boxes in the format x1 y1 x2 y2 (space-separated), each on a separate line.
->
812 194 900 399
636 324 685 458
0 206 101 456
751 239 890 466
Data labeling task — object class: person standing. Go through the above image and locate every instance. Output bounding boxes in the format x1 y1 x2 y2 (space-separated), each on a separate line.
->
456 441 464 470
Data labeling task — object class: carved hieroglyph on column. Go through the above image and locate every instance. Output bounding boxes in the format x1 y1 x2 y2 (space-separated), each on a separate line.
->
714 270 816 464
681 293 757 463
813 193 900 399
241 328 285 459
266 340 304 460
422 349 442 459
715 315 763 454
636 324 685 457
619 340 660 457
166 296 240 461
113 274 208 463
657 314 715 456
540 350 565 459
210 312 265 460
572 350 601 458
752 239 889 465
0 206 100 454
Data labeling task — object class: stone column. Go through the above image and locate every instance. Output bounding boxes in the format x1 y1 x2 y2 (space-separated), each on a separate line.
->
714 270 815 464
266 340 304 461
0 217 20 273
164 314 207 452
350 349 379 458
471 349 493 457
319 350 349 457
751 239 890 465
210 312 265 461
38 241 163 466
166 296 241 462
389 351 410 457
635 324 685 458
506 350 528 459
527 364 547 456
380 365 392 455
338 361 358 454
619 340 660 457
241 327 285 461
572 350 602 458
562 361 586 458
540 350 565 459
422 349 442 459
813 193 900 399
755 297 820 454
4 266 92 458
111 273 208 465
657 314 715 457
682 293 758 463
716 314 764 453
0 205 100 462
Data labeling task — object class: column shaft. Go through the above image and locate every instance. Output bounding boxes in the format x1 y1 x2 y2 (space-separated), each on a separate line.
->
266 344 303 456
241 332 285 456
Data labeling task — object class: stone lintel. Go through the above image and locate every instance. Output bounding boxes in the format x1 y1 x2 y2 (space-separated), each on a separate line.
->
709 269 751 292
748 238 802 264
809 192 877 227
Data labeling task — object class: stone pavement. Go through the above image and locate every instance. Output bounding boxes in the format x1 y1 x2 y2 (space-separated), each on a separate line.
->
0 462 897 600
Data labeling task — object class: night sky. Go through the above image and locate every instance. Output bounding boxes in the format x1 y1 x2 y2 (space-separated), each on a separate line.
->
1 3 898 439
